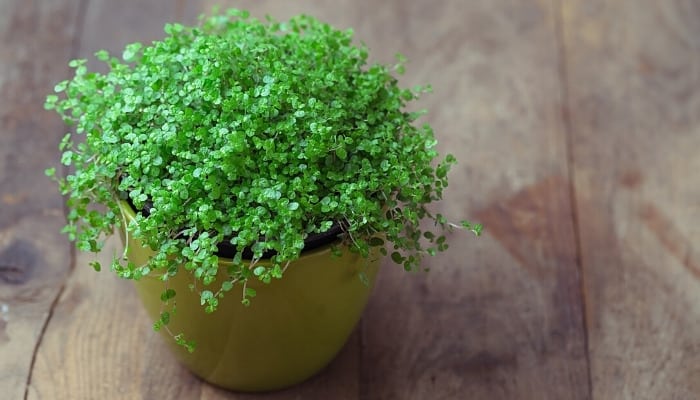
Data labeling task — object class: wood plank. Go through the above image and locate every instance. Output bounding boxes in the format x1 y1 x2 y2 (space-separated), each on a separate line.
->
561 1 700 398
0 1 82 398
30 1 363 399
204 1 589 397
341 0 591 398
27 1 205 399
29 237 205 399
29 0 593 398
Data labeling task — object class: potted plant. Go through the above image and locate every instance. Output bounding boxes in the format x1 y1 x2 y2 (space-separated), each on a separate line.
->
45 9 481 392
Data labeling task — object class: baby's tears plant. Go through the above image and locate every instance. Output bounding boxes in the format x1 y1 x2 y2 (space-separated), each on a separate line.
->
45 9 481 351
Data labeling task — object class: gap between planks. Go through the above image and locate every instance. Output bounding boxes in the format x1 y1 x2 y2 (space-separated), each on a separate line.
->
552 0 593 398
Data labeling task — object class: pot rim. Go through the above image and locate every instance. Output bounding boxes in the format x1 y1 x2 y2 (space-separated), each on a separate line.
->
117 200 344 262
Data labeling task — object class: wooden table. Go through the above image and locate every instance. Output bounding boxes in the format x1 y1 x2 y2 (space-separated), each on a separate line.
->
1 0 698 399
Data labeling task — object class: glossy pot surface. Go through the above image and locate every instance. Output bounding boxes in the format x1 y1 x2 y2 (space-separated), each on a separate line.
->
119 201 379 392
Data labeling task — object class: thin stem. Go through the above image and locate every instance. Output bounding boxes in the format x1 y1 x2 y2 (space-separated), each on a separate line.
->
241 279 248 303
117 199 131 259
281 260 291 274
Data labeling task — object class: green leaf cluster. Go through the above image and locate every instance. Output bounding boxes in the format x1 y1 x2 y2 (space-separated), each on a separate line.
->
45 9 480 346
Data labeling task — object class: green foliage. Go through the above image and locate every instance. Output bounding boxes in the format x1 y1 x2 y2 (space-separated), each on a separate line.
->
45 9 480 349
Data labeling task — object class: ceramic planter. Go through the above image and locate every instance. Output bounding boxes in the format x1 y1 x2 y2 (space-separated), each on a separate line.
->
118 201 379 392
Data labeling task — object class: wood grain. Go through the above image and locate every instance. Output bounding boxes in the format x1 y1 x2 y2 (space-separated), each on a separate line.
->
0 1 82 398
354 1 591 398
11 0 700 398
27 0 594 398
26 1 205 399
205 1 591 399
562 1 700 398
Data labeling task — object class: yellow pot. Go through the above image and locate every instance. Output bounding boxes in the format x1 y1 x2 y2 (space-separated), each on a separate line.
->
118 201 379 392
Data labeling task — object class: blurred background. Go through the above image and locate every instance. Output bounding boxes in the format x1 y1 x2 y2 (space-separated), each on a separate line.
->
1 0 699 399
